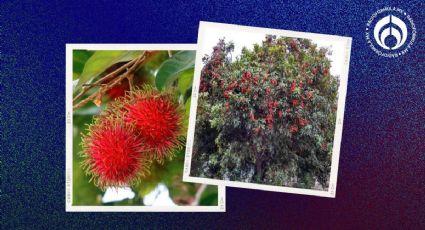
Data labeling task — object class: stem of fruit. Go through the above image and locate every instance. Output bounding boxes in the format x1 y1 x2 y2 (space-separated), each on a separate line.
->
127 74 134 92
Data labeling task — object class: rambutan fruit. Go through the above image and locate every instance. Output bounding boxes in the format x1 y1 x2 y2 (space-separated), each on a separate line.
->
81 117 148 189
106 79 129 100
290 81 296 93
289 125 299 134
118 87 185 163
278 110 283 118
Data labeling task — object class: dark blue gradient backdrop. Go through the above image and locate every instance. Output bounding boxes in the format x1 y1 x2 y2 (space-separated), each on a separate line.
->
1 0 424 229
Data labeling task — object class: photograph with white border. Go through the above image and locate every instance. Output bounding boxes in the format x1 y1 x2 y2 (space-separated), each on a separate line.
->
183 22 352 198
66 44 225 212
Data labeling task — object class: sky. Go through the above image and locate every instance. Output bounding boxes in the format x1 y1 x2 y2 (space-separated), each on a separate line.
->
199 26 348 77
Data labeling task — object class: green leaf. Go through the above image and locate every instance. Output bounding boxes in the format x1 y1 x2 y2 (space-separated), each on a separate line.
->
134 150 185 198
135 182 159 198
73 73 80 81
155 51 195 90
135 51 169 85
76 51 142 91
185 98 191 114
73 50 93 77
177 68 194 94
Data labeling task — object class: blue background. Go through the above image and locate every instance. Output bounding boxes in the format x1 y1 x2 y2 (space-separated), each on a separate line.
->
1 0 424 228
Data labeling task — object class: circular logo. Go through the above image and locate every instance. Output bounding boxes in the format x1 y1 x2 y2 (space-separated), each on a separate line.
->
366 7 416 58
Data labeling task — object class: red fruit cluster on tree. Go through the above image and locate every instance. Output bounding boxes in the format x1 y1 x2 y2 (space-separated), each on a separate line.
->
224 91 230 99
199 39 234 94
307 79 313 85
266 87 271 95
290 81 296 93
322 68 329 76
298 117 309 126
243 71 252 80
278 110 284 118
289 124 299 134
289 39 298 51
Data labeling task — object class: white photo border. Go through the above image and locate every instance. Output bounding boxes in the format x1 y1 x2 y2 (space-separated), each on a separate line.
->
183 21 352 198
66 44 226 212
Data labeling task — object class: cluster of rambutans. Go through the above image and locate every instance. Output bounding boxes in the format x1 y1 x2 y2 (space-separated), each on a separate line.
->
215 69 320 135
80 86 185 189
199 38 331 138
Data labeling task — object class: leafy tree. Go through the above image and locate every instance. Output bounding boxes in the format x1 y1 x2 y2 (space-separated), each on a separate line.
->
191 36 338 190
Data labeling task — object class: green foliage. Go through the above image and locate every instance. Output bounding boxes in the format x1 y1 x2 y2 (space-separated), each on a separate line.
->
72 114 103 205
72 50 217 206
75 50 142 92
73 50 93 78
155 51 196 90
191 37 338 190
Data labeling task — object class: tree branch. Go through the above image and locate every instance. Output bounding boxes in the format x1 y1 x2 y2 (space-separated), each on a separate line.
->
73 52 149 111
72 55 142 104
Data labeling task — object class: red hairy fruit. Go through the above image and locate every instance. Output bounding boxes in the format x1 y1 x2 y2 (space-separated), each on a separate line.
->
107 80 129 99
278 110 283 118
298 117 308 127
322 68 329 76
123 88 185 162
106 77 150 100
289 39 298 50
307 79 313 85
289 125 299 134
266 88 271 95
243 71 252 80
290 81 296 93
224 91 230 99
81 118 147 189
